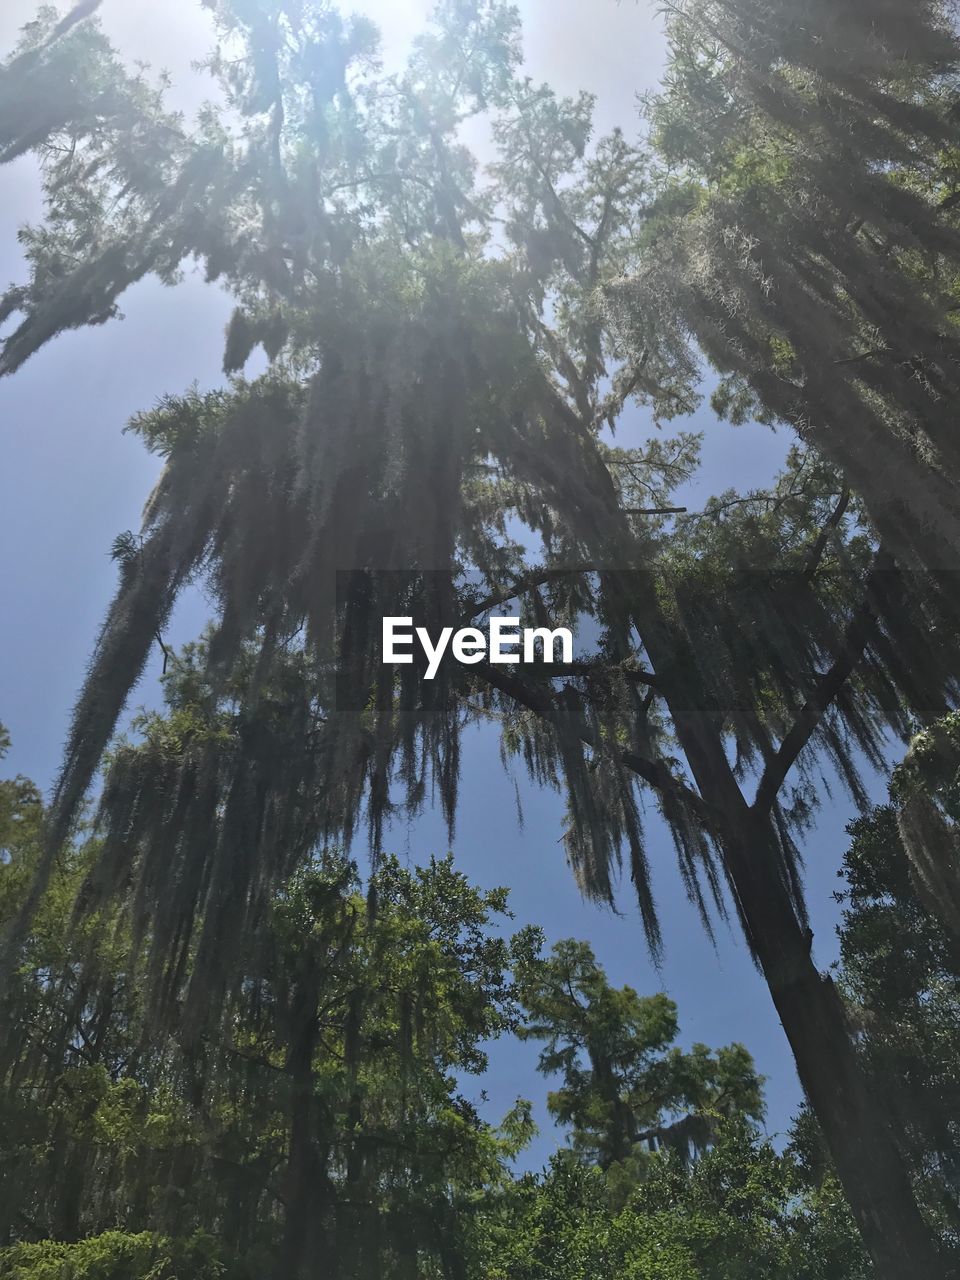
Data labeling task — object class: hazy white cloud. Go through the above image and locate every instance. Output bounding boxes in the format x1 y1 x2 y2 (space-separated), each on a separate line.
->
1 0 666 130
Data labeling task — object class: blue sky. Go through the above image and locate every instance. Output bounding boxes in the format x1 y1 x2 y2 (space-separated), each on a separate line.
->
0 0 890 1169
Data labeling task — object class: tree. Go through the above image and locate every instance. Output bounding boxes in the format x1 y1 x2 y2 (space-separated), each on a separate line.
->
1 3 957 1273
834 748 960 1234
0 1 191 348
0 724 539 1279
518 939 762 1185
0 1233 227 1280
0 3 107 166
887 711 960 940
611 0 960 575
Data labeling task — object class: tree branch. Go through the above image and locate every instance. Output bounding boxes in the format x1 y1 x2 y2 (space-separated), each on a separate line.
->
154 629 173 675
624 506 688 516
752 552 887 815
802 487 850 582
542 659 659 688
466 567 595 619
833 348 888 366
473 661 710 823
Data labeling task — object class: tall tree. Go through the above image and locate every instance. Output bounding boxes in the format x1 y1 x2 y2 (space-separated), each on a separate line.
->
611 0 960 574
518 939 763 1181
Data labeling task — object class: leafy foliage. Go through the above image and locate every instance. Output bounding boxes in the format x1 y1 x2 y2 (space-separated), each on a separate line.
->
612 0 960 574
835 771 960 1233
0 733 537 1275
518 939 763 1184
476 1122 867 1280
0 736 873 1277
0 1232 226 1280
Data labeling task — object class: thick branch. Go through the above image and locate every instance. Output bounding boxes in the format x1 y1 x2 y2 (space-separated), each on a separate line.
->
833 348 888 366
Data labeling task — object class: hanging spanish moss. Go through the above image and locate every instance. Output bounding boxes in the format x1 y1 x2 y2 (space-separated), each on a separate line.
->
892 715 960 940
612 0 960 573
0 2 106 167
0 12 953 1019
9 250 960 1047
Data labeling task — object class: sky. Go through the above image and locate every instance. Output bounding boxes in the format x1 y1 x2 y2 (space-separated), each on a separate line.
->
0 0 885 1169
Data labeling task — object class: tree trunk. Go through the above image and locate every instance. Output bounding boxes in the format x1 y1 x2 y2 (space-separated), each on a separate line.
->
55 1142 87 1243
525 396 952 1273
724 810 952 1279
613 568 955 1279
277 993 324 1280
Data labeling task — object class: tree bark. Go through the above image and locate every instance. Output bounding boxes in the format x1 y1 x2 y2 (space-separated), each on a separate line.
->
277 991 325 1280
723 811 952 1279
